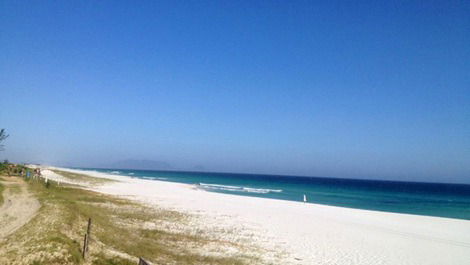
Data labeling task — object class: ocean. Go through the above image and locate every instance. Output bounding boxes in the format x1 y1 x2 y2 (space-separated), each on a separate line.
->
78 167 470 220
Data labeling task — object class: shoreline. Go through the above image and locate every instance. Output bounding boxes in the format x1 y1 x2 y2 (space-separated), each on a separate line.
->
48 166 469 221
43 166 470 265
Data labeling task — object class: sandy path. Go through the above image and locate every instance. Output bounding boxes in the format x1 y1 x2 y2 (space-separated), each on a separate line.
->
0 177 40 240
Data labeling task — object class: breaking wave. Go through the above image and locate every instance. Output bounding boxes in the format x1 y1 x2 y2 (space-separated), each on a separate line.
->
199 183 282 194
140 176 168 181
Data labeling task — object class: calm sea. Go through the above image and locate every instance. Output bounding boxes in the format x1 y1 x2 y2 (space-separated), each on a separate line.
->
77 167 470 220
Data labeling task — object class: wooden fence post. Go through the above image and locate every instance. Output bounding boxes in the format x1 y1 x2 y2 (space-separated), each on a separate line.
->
82 218 92 259
139 257 151 265
82 233 88 259
87 218 92 236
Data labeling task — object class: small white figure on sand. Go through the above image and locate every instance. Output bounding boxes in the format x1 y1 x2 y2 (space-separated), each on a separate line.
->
303 194 307 203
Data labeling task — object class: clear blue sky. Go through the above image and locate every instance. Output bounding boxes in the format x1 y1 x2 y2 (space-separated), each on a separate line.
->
1 1 469 183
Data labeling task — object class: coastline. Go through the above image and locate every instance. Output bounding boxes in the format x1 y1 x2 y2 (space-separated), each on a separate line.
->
43 166 470 265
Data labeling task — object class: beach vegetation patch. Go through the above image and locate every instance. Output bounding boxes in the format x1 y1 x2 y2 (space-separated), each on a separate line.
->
0 181 3 205
0 172 264 265
51 169 117 186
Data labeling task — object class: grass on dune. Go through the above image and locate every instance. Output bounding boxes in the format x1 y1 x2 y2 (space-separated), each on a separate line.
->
50 169 116 185
0 179 4 205
0 174 261 265
0 176 8 205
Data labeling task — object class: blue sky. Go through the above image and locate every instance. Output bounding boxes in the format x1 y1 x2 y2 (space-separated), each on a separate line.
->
1 1 469 183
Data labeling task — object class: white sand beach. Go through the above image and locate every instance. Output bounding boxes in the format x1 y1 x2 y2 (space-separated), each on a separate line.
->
42 167 470 265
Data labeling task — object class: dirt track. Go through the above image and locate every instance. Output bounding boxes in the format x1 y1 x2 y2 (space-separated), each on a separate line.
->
0 177 40 240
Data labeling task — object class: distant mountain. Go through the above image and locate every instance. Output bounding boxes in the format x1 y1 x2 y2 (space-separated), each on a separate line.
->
192 165 206 171
110 159 172 170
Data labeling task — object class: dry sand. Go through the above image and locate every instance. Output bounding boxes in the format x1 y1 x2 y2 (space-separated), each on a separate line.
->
0 177 40 240
42 167 470 265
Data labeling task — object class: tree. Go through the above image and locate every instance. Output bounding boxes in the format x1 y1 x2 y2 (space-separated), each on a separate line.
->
0 129 8 151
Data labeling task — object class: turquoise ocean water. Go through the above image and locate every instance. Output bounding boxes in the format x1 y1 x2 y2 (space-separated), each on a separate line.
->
77 168 470 220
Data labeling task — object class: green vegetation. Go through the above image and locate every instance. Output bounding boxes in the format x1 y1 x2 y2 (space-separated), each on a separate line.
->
0 161 9 175
0 128 8 203
51 169 116 185
0 162 29 177
0 172 261 265
0 179 3 205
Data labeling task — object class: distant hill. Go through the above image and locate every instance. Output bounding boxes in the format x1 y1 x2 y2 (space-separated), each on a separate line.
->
110 159 172 170
192 165 206 171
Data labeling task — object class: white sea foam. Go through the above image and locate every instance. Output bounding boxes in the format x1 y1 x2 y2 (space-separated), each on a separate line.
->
110 171 122 174
139 176 168 181
199 183 282 194
128 172 135 175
